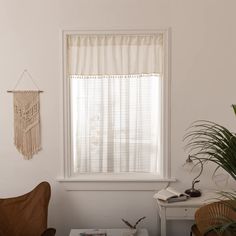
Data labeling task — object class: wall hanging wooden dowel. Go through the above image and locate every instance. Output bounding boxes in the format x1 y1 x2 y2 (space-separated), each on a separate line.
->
7 90 44 93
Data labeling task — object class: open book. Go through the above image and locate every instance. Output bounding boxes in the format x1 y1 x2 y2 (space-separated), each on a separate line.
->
153 187 189 203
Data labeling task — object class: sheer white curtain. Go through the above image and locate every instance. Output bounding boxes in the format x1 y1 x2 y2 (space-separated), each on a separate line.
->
67 34 164 174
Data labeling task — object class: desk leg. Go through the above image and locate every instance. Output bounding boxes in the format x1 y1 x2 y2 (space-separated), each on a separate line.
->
159 206 166 236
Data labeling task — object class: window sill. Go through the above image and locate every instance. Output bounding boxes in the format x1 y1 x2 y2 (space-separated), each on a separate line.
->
57 175 176 191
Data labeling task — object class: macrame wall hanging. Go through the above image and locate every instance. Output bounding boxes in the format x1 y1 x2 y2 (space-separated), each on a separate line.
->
7 69 43 160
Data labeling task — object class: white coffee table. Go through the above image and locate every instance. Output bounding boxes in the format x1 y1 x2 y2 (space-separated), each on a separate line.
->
69 228 148 236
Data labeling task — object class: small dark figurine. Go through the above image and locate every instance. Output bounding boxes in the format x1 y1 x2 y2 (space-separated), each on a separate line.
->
121 217 146 229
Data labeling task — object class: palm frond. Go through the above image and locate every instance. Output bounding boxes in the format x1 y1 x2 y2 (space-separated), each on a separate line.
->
133 217 146 229
184 120 236 180
121 219 134 229
232 105 236 116
121 217 146 229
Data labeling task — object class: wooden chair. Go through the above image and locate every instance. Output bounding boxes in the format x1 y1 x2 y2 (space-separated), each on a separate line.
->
0 182 56 236
191 200 236 236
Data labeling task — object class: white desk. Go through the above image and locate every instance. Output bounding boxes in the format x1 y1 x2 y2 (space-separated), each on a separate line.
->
69 229 148 236
155 191 217 236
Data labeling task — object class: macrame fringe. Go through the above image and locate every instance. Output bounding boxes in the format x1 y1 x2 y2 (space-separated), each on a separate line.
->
13 91 41 159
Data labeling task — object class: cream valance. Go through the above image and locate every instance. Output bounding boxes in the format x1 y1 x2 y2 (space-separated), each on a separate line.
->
67 34 164 76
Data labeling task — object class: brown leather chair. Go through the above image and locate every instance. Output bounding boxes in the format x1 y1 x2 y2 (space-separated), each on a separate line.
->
191 200 236 236
0 182 56 236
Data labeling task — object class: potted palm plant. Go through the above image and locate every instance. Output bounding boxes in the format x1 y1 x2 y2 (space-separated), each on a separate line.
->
183 105 236 234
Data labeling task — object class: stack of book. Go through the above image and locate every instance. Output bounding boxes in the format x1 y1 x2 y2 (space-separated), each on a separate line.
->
80 230 107 236
153 187 190 203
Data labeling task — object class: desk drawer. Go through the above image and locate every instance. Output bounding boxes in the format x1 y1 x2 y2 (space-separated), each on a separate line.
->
166 207 197 219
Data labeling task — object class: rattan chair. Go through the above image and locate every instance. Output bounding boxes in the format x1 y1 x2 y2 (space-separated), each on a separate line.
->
0 182 56 236
191 200 236 236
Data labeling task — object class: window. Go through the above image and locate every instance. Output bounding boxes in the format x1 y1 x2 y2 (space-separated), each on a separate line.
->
63 31 170 181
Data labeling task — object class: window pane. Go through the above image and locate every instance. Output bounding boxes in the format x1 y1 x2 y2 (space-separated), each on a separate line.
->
70 75 161 174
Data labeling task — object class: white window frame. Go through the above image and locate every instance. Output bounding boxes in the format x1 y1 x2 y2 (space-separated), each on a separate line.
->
60 29 173 188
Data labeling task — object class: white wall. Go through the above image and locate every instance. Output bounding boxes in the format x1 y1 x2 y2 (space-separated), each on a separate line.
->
0 0 236 235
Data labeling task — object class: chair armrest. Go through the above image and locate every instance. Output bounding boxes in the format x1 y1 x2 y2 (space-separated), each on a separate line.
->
41 228 56 236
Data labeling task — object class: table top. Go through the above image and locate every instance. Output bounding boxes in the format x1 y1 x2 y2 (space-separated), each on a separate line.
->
69 228 148 236
156 190 219 208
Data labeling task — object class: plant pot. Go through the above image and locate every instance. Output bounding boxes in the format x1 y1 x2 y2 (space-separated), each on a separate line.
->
122 229 137 236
